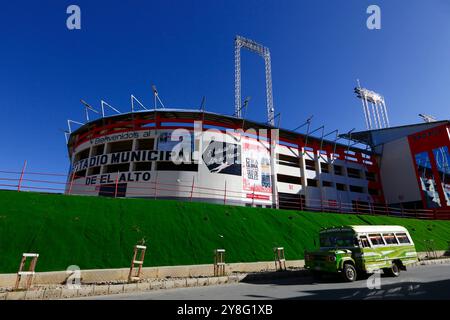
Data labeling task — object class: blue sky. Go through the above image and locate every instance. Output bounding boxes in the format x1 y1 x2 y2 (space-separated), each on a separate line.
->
0 0 450 176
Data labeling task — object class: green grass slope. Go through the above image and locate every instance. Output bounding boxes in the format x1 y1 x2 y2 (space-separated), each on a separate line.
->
0 190 449 273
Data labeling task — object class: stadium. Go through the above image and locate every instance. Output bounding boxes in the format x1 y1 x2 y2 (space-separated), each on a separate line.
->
64 36 450 219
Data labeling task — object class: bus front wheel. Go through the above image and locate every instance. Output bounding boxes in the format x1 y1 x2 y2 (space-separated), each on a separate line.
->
342 263 357 282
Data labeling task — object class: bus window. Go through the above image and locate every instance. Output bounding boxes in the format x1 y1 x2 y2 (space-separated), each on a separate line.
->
368 233 385 246
395 233 411 244
382 233 398 245
359 235 370 248
319 232 355 248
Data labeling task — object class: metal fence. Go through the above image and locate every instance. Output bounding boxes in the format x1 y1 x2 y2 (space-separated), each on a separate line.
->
1 162 449 220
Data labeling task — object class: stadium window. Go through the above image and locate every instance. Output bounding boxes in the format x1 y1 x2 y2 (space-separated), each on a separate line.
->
136 138 155 151
134 162 152 172
395 233 411 244
349 185 364 193
365 171 377 181
156 162 198 172
368 233 385 246
74 148 90 162
277 174 302 185
104 163 130 173
305 159 316 171
336 183 347 191
322 180 333 187
320 162 329 173
307 179 318 187
347 168 361 179
383 233 398 245
91 144 105 156
99 183 127 198
74 169 86 178
277 154 300 168
334 165 343 176
87 166 101 176
111 125 134 132
108 140 133 153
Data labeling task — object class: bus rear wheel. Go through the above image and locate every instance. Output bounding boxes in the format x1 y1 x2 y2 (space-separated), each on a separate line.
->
342 264 357 282
384 262 400 277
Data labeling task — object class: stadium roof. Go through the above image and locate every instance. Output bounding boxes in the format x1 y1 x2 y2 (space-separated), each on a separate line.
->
68 108 370 153
340 120 449 147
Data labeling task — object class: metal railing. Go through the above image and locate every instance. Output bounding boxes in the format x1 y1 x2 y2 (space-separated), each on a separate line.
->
1 163 449 220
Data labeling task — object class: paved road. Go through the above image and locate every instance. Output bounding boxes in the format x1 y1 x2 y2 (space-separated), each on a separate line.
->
90 263 450 300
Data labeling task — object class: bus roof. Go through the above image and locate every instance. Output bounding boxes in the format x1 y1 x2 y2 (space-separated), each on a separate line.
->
320 225 409 234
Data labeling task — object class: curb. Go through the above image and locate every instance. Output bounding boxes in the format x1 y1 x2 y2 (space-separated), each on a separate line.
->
2 258 449 300
412 257 450 267
0 274 246 300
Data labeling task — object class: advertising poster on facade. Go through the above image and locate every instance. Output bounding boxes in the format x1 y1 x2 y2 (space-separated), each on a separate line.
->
157 130 194 162
242 138 272 195
202 140 242 176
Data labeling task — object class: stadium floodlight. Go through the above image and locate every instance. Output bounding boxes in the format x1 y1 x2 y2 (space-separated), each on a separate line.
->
131 95 148 112
345 128 356 154
80 99 99 122
304 125 324 151
332 133 343 159
67 119 84 133
235 35 275 125
320 129 338 154
100 100 121 118
59 128 70 144
419 113 437 123
293 115 313 132
199 96 206 111
152 84 165 109
271 112 281 128
239 96 251 130
354 80 389 129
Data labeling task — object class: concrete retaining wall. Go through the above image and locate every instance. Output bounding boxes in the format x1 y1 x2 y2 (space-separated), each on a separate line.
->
0 251 446 289
0 260 305 288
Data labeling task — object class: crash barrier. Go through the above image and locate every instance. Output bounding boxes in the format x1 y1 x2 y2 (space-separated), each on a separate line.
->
1 165 450 220
213 249 226 277
273 247 286 271
14 253 39 290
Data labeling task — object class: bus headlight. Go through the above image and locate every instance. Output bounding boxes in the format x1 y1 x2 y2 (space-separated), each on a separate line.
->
328 256 336 262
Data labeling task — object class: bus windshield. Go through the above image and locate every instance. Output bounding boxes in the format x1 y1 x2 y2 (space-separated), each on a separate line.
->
319 232 356 248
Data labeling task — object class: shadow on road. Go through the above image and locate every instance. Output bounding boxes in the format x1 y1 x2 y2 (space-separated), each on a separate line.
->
241 272 377 286
285 278 450 300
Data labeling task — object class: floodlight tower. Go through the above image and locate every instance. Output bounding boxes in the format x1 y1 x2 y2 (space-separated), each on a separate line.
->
354 80 390 130
419 113 437 123
234 35 275 126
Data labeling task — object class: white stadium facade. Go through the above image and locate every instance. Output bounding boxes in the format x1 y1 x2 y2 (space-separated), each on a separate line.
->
64 35 450 219
65 109 384 212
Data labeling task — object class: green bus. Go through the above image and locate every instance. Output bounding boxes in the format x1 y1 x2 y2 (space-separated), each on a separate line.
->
304 225 418 282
